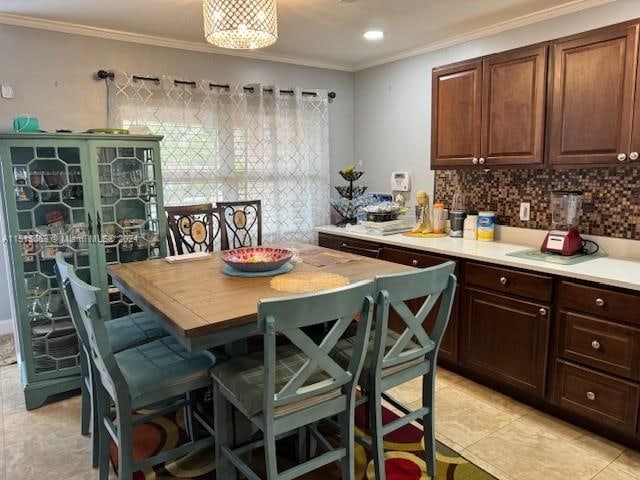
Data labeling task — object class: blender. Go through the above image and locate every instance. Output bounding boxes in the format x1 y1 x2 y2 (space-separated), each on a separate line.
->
449 192 466 237
541 190 584 256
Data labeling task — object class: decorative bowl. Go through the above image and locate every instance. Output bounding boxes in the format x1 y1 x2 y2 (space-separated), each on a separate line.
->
365 211 401 222
338 170 364 182
335 185 368 199
222 247 293 272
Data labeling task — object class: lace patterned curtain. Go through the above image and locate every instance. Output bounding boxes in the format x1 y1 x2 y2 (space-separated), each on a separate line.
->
107 71 330 243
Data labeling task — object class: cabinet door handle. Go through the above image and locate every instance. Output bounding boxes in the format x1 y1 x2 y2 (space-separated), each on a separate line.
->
617 153 627 162
411 259 419 266
472 157 479 165
340 242 381 258
96 212 102 238
630 152 639 161
538 308 547 316
478 157 486 165
586 391 596 401
595 298 605 307
591 340 601 350
499 276 508 286
87 213 93 236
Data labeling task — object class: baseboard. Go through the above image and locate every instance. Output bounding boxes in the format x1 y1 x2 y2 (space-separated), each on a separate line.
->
0 318 13 335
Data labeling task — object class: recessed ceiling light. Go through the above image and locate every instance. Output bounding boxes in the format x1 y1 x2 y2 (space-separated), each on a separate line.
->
363 30 384 41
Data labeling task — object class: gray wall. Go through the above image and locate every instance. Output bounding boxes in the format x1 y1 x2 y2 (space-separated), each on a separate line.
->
354 0 640 202
0 23 355 326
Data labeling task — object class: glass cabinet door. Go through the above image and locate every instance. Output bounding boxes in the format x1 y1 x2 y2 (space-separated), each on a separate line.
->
89 142 166 320
2 142 98 379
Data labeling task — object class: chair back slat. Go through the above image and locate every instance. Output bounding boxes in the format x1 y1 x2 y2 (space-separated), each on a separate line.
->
67 268 127 399
258 280 375 416
165 203 227 255
375 262 454 302
55 253 89 348
373 262 457 372
55 253 95 375
388 298 436 348
217 200 262 249
275 318 353 402
257 282 372 331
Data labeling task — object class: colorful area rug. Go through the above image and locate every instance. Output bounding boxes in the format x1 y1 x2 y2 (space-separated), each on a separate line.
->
114 405 496 479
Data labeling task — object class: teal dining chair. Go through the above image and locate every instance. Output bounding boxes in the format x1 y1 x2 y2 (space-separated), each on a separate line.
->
66 267 217 480
210 280 375 480
332 262 457 479
55 253 169 468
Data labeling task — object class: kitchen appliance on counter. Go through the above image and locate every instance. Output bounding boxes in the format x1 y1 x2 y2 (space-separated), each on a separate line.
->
541 190 584 256
449 192 466 238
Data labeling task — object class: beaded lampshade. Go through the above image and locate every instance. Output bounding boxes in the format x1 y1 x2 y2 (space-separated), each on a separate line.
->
203 0 278 50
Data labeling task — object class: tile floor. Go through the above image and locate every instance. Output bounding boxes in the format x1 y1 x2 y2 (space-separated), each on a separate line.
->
1 364 638 480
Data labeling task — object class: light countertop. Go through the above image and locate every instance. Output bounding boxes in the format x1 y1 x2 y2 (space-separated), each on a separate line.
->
317 225 640 292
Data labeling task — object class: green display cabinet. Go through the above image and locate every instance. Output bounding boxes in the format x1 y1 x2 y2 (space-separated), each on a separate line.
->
0 133 167 409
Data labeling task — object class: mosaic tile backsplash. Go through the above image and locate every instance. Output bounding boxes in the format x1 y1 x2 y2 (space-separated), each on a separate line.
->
435 167 640 240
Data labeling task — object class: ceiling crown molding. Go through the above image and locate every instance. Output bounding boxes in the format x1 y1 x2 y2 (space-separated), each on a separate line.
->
0 0 616 73
352 0 616 71
0 12 353 72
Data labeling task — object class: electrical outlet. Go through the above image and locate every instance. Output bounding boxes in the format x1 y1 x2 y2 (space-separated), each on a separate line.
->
1 85 14 99
519 202 531 221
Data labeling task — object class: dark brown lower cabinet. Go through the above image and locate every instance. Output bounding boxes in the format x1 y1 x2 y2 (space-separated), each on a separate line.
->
461 288 550 396
318 232 640 446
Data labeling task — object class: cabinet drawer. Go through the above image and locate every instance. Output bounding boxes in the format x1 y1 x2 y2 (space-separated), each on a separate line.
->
381 247 458 272
553 361 640 433
317 234 382 258
465 262 552 302
559 282 640 326
558 312 640 380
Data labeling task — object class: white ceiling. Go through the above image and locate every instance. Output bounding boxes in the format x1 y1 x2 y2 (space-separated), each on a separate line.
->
0 0 614 70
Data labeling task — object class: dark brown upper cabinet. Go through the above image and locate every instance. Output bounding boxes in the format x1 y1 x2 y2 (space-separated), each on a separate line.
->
549 23 639 166
431 46 548 169
481 45 548 166
632 41 640 163
431 60 482 167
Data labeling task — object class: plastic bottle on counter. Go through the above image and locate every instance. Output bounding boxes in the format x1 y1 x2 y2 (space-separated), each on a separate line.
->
477 211 496 241
432 201 445 234
443 208 451 234
463 214 478 240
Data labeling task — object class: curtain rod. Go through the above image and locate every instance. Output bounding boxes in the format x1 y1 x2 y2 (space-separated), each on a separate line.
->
96 70 336 99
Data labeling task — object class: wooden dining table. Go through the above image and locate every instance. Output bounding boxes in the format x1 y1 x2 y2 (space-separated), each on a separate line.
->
108 242 414 353
109 242 414 473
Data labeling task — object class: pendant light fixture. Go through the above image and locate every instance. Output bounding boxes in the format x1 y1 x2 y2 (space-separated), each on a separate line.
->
203 0 278 50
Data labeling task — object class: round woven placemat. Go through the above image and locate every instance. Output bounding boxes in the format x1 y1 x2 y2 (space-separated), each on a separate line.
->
270 271 350 294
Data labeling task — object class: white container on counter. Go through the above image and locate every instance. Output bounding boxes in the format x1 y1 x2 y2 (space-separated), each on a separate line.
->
477 211 496 241
463 214 478 240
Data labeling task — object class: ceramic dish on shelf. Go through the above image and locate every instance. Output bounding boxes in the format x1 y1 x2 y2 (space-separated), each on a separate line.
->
221 247 293 272
85 128 129 135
